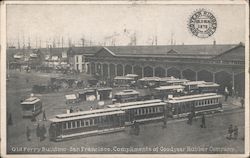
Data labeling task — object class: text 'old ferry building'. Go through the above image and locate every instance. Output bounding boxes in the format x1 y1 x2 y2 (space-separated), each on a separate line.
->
72 42 245 96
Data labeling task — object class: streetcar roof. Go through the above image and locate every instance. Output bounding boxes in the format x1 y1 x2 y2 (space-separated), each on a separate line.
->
125 74 138 77
55 107 120 119
166 95 222 103
168 93 217 100
107 99 162 108
115 89 139 95
114 76 133 80
183 81 206 86
166 79 189 83
159 76 176 81
198 82 220 88
50 110 125 122
139 77 161 81
121 102 166 110
97 87 112 91
21 97 40 105
65 94 77 100
155 85 184 90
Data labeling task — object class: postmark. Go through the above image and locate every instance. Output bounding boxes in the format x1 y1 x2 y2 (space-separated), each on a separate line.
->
188 9 217 38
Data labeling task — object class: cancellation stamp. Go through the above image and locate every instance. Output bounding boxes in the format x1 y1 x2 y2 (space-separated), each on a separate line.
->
188 9 217 38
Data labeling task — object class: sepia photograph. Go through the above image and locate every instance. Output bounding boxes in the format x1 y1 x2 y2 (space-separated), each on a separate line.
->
1 0 249 157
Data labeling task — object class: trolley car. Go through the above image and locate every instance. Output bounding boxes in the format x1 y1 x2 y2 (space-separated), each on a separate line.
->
113 89 139 103
197 82 219 93
108 99 165 125
21 97 42 117
165 93 222 118
49 108 125 141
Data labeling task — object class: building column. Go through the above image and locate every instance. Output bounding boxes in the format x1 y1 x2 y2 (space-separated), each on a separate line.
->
180 70 183 79
132 65 134 74
212 73 215 82
165 68 168 77
95 63 97 75
142 66 144 78
232 72 235 88
101 63 103 79
107 64 110 79
153 67 155 77
115 64 117 76
89 63 92 75
122 65 125 76
195 71 198 81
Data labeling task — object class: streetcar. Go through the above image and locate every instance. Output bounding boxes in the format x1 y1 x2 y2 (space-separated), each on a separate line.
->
113 76 134 87
183 81 206 94
21 97 42 117
165 93 222 118
113 89 139 103
49 108 125 141
165 79 189 86
153 85 185 99
197 82 219 93
108 99 165 125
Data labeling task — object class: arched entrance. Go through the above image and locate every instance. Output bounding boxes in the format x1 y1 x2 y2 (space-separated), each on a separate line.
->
182 69 196 81
144 66 153 77
134 65 142 78
117 64 123 76
197 70 213 82
125 65 132 75
167 67 181 78
215 71 232 93
155 67 165 77
109 64 116 79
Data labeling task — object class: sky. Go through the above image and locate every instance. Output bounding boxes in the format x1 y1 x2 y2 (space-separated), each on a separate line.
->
7 4 246 48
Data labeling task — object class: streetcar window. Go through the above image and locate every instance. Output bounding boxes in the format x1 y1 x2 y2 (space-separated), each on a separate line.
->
85 120 89 126
90 119 93 125
77 121 80 127
68 122 72 129
144 108 147 114
81 120 84 126
149 108 151 113
72 121 76 128
63 122 67 129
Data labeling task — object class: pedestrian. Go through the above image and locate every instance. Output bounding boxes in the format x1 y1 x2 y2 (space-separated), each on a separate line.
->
227 124 233 140
7 113 13 125
235 91 239 99
36 124 41 141
43 110 47 121
69 107 73 113
31 111 36 122
240 97 244 108
162 118 167 128
187 113 192 125
233 125 238 140
201 114 206 128
41 124 47 141
26 126 31 141
224 87 229 102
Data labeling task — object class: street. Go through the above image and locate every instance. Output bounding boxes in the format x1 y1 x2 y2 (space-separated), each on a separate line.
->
6 70 245 154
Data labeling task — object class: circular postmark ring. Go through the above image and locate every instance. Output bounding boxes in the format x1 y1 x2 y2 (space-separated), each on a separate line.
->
188 9 217 38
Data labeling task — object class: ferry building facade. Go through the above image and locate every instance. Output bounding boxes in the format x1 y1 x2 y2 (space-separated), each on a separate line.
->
75 43 245 96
